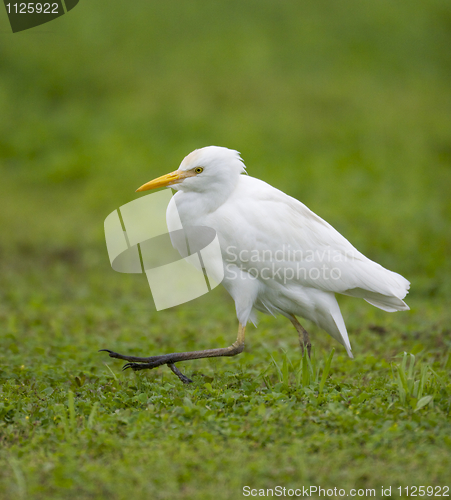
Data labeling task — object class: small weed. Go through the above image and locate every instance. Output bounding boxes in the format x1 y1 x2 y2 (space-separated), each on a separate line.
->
266 348 335 394
392 352 449 411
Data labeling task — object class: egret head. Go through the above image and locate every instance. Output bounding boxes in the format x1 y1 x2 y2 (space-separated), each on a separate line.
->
136 146 246 194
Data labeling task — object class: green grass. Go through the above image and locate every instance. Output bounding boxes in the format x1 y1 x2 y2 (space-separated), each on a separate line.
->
1 0 451 498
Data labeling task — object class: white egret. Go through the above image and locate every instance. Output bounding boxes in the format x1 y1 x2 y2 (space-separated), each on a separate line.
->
102 146 409 383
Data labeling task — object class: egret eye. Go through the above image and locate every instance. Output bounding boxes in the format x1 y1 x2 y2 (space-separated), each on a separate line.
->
194 167 204 174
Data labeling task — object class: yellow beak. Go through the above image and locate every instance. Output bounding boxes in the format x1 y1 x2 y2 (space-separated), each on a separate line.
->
136 170 193 192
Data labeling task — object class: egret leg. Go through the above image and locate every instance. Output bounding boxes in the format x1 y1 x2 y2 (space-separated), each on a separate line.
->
100 323 246 384
289 315 311 358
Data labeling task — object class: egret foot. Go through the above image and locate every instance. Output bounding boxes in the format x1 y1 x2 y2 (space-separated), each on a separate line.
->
168 363 193 384
289 315 311 358
99 323 246 384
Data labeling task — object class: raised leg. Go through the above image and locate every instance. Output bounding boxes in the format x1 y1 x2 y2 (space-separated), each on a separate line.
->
289 315 311 357
100 323 246 384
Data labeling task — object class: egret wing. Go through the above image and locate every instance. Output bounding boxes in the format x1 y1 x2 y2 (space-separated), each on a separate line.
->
212 176 409 308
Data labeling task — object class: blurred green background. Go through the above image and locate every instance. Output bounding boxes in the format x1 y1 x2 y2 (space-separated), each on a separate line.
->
1 0 450 290
1 1 451 498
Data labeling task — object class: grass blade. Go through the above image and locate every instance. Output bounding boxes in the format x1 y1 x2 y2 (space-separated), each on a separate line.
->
319 349 335 394
282 352 289 387
415 395 433 411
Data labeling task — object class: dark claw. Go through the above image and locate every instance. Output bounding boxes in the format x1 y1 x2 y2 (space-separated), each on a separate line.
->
99 349 118 358
179 375 193 384
168 363 193 384
122 362 153 371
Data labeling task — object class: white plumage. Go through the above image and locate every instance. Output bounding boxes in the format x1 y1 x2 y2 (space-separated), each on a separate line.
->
103 145 411 382
159 146 410 358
